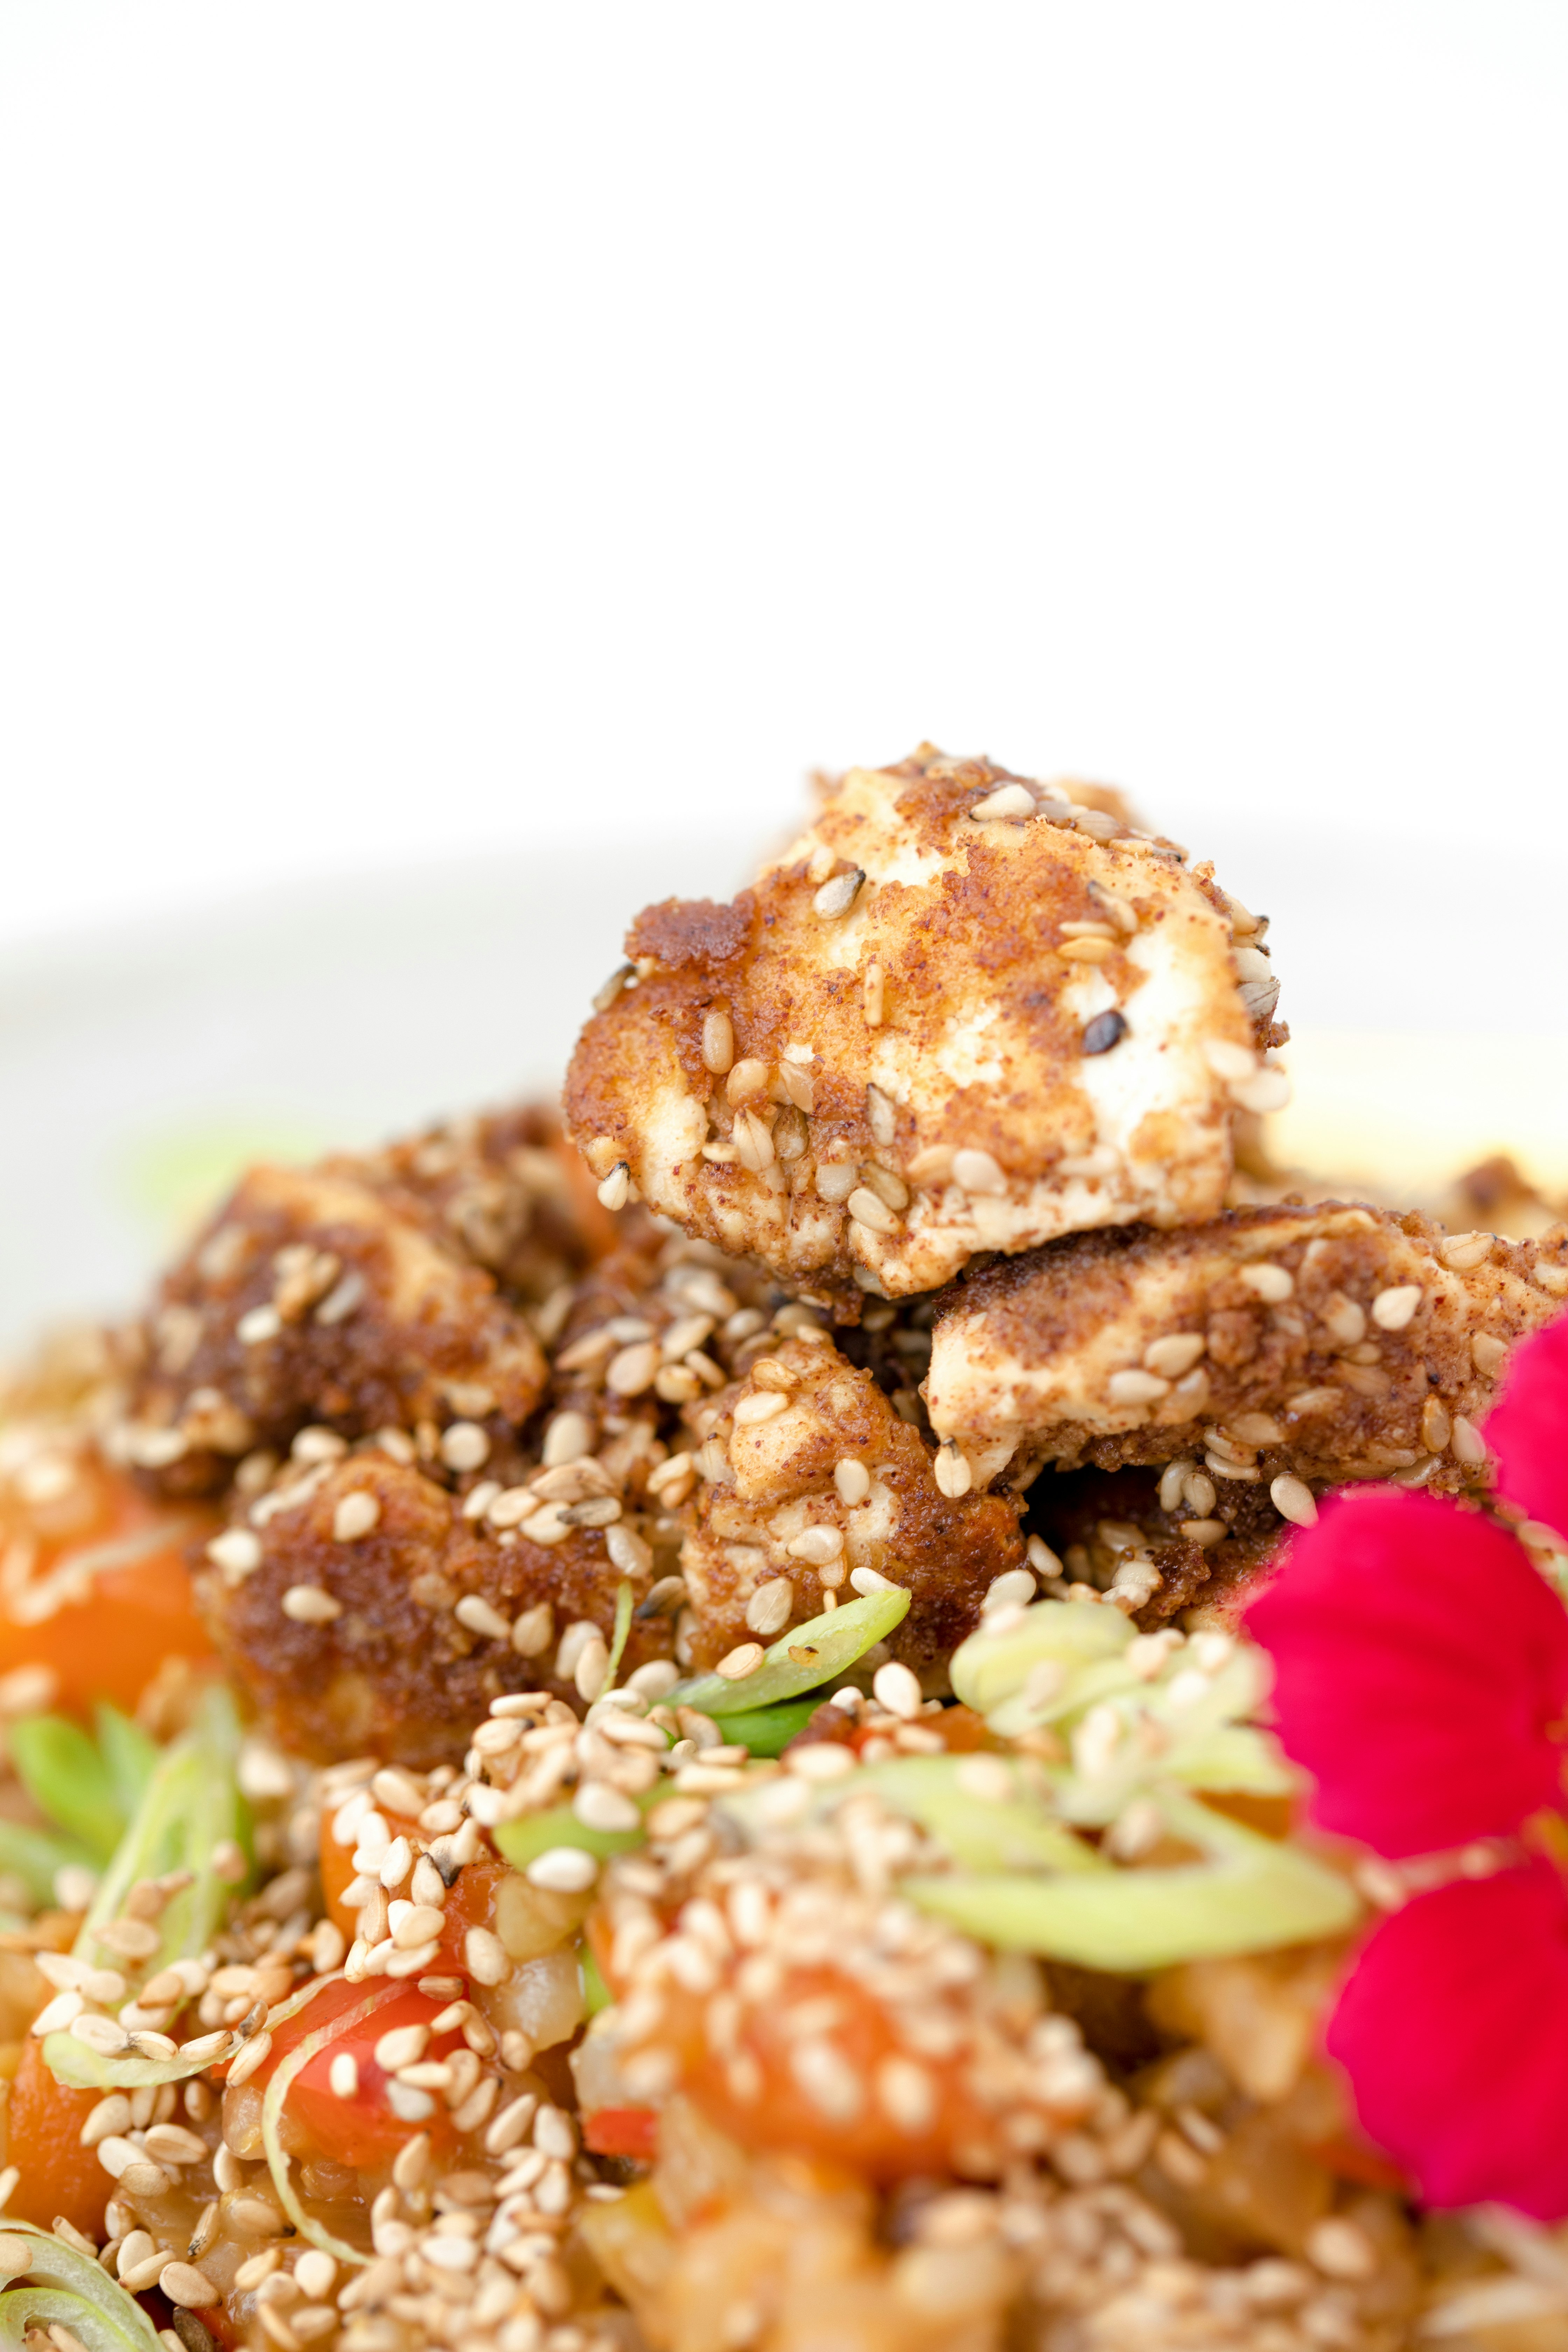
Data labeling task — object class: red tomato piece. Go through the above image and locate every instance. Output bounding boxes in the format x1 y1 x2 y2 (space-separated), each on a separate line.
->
318 1806 509 1972
248 1977 471 2169
4 2038 109 2237
583 2106 659 2161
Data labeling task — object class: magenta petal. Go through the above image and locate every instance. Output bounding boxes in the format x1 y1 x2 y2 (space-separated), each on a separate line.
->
1247 1488 1568 1855
1328 1865 1568 2219
1484 1313 1568 1544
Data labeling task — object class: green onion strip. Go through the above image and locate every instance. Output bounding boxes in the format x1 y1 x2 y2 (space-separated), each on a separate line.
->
260 1981 405 2266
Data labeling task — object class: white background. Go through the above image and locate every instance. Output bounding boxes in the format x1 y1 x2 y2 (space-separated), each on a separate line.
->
1 3 1566 1342
1 1 1565 946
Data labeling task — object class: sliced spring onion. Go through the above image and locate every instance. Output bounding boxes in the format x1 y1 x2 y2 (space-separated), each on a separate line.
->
0 1818 99 1908
43 1683 250 2091
7 1716 128 1863
93 1704 159 1825
262 1982 403 2264
690 1694 822 1758
1162 1725 1295 1796
668 1586 911 1720
855 1756 1106 1874
903 1795 1358 1971
0 2220 163 2352
950 1599 1131 1721
603 1582 635 1690
580 1941 612 2017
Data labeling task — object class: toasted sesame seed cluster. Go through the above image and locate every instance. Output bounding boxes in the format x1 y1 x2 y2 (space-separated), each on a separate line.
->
2 749 1566 2352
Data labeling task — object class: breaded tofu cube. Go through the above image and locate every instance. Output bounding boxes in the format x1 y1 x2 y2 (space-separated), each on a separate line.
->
116 1160 550 1495
197 1445 673 1765
565 748 1279 1304
678 1334 1026 1691
927 1204 1568 1496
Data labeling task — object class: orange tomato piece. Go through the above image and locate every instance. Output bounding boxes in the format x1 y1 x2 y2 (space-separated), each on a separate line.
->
248 1978 470 2169
583 2105 659 2160
319 1807 509 1968
4 2038 108 2237
0 1457 215 1715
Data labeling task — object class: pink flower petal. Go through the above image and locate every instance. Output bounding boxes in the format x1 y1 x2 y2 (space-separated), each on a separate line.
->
1328 1864 1568 2220
1247 1489 1568 1855
1484 1312 1568 1544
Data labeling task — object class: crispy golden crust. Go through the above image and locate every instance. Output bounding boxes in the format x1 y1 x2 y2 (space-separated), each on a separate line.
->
565 750 1278 1305
117 1161 551 1496
679 1336 1026 1690
928 1203 1568 1492
197 1450 671 1765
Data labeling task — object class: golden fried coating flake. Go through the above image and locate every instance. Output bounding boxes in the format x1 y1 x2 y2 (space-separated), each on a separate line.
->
678 1335 1026 1691
197 1448 672 1765
117 1160 549 1494
927 1203 1568 1493
565 749 1277 1304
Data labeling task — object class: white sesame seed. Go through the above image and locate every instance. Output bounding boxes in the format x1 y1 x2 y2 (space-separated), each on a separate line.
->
786 1526 844 1565
206 1528 263 1578
236 1304 282 1346
606 1524 653 1578
785 1743 857 1781
541 1411 595 1468
982 1568 1037 1612
1268 1475 1318 1528
967 782 1037 821
281 1585 342 1625
1144 1333 1206 1379
871 1662 923 1720
733 1390 788 1427
715 1643 764 1682
1106 1368 1170 1406
745 1580 793 1636
574 1634 610 1703
1230 1066 1292 1115
1440 1230 1496 1272
865 1085 897 1147
440 1422 491 1474
1472 1331 1509 1376
1451 1416 1488 1467
813 868 865 920
328 2053 358 2099
332 1490 381 1543
294 2252 336 2304
732 1108 777 1172
849 1565 898 1596
454 1594 511 1642
595 1162 632 1213
875 2055 936 2131
862 962 885 1027
700 1008 735 1074
607 1341 661 1396
1237 1261 1294 1302
573 1782 641 1834
1305 2218 1378 2281
933 1440 973 1499
160 2264 217 2311
511 1601 554 1656
1212 1044 1263 1088
524 1848 600 1893
847 1186 900 1236
951 1147 1007 1197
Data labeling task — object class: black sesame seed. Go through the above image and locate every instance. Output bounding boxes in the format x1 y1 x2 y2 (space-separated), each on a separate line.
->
1082 1010 1127 1056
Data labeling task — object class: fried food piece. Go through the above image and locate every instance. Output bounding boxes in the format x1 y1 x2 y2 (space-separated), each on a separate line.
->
678 1335 1026 1691
197 1447 672 1765
355 1102 621 1304
927 1203 1568 1495
565 748 1279 1304
116 1160 550 1496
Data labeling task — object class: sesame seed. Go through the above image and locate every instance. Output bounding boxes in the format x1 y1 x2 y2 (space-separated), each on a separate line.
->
1269 1474 1318 1527
1203 1038 1257 1081
1107 1368 1169 1406
732 1109 777 1172
865 1085 897 1147
872 1662 923 1720
951 1147 1007 1196
733 1390 788 1427
440 1422 491 1473
906 1144 955 1185
573 1782 641 1834
745 1581 793 1636
786 1526 844 1564
834 1458 871 1505
607 1340 662 1396
225 2030 273 2087
1026 1534 1063 1577
967 782 1036 822
328 2053 359 2099
281 1585 342 1625
849 1565 898 1595
455 1595 511 1642
715 1643 764 1681
859 1163 909 1210
1180 1517 1227 1546
791 2039 864 2120
160 2264 217 2311
1237 1262 1293 1302
1058 936 1116 964
606 1524 653 1578
1082 1009 1127 1053
933 1440 973 1499
236 1303 282 1346
1451 1416 1488 1467
542 1411 594 1467
982 1568 1036 1612
862 962 886 1027
1145 1333 1205 1380
1371 1283 1423 1331
1230 1065 1292 1115
207 1528 263 1578
596 1162 632 1213
1305 2218 1378 2281
749 1358 798 1391
314 1269 365 1325
847 1186 900 1236
700 1009 735 1074
816 1160 859 1202
332 1490 381 1542
574 1636 610 1702
1440 1230 1496 1274
524 1848 599 1893
813 867 866 919
1472 1331 1509 1376
374 2022 429 2071
1421 1396 1452 1451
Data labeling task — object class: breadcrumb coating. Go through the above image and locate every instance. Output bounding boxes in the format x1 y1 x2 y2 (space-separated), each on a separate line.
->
114 1159 551 1495
679 1335 1026 1690
565 749 1279 1306
927 1203 1568 1493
